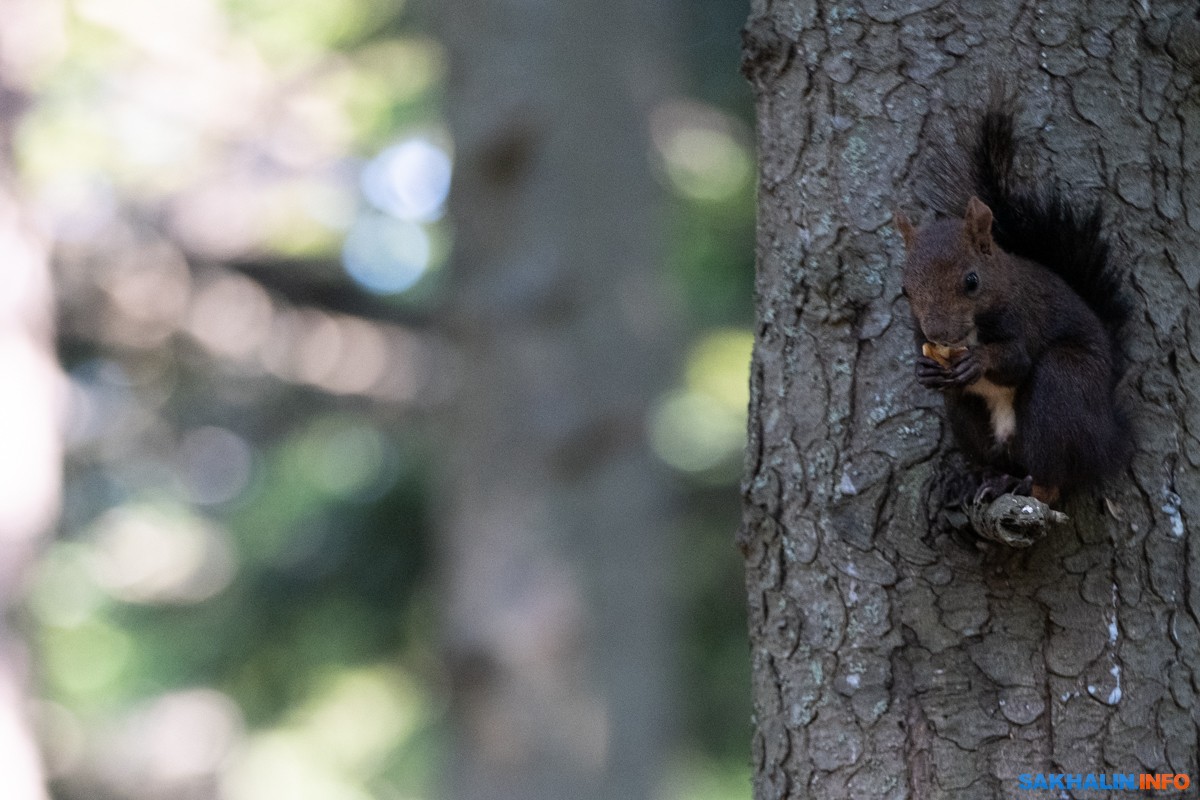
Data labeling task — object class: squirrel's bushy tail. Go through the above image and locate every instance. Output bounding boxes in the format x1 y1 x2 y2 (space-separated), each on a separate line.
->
920 100 1131 342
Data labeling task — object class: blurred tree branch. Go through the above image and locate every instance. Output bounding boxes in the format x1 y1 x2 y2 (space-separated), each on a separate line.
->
221 255 435 329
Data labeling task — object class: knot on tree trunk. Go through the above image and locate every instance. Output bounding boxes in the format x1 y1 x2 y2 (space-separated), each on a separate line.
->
967 492 1069 547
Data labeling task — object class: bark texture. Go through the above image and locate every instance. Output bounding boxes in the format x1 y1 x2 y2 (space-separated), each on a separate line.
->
741 2 1200 798
433 2 678 800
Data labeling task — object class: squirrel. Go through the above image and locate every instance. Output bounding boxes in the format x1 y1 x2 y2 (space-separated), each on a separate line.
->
893 102 1132 506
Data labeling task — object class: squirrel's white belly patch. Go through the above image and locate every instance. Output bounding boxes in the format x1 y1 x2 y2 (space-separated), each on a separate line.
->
966 378 1017 443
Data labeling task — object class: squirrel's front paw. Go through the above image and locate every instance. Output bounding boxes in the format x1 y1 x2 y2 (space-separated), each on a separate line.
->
945 349 982 386
916 356 952 389
916 350 982 389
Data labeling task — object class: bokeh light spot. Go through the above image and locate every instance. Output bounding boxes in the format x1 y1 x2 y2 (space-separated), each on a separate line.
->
187 274 275 361
686 328 754 412
649 390 746 474
360 138 450 222
221 665 427 800
176 426 254 505
295 418 388 501
86 503 236 604
302 667 424 772
223 731 373 800
64 360 135 447
27 544 104 629
106 689 244 787
35 176 118 242
650 327 753 476
651 99 752 202
42 619 132 698
341 214 430 295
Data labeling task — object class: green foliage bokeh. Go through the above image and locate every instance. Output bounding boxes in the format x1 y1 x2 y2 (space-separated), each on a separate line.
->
26 1 756 798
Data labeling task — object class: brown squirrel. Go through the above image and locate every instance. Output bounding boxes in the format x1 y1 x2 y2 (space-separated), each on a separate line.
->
894 104 1132 505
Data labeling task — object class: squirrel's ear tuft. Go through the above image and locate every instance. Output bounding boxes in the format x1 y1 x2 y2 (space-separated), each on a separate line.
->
893 211 916 251
963 196 994 255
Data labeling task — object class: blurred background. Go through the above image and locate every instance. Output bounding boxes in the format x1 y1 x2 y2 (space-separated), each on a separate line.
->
1 0 756 798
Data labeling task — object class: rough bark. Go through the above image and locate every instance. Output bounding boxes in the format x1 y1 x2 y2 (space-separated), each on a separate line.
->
432 2 678 800
741 2 1200 798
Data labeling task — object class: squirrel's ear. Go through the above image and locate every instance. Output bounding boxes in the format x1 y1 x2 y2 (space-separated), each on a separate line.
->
963 196 994 255
893 211 916 251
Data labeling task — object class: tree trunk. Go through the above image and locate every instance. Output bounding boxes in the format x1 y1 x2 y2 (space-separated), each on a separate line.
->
0 2 61 795
741 2 1200 798
0 188 56 800
432 2 678 799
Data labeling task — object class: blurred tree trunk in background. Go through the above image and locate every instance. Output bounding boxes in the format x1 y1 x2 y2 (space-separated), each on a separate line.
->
432 2 679 800
0 1 61 797
741 1 1199 798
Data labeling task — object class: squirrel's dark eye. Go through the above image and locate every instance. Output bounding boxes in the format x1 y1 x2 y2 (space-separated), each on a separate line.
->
964 272 980 293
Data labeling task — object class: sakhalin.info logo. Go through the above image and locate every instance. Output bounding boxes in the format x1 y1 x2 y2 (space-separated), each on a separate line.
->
1016 773 1191 791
